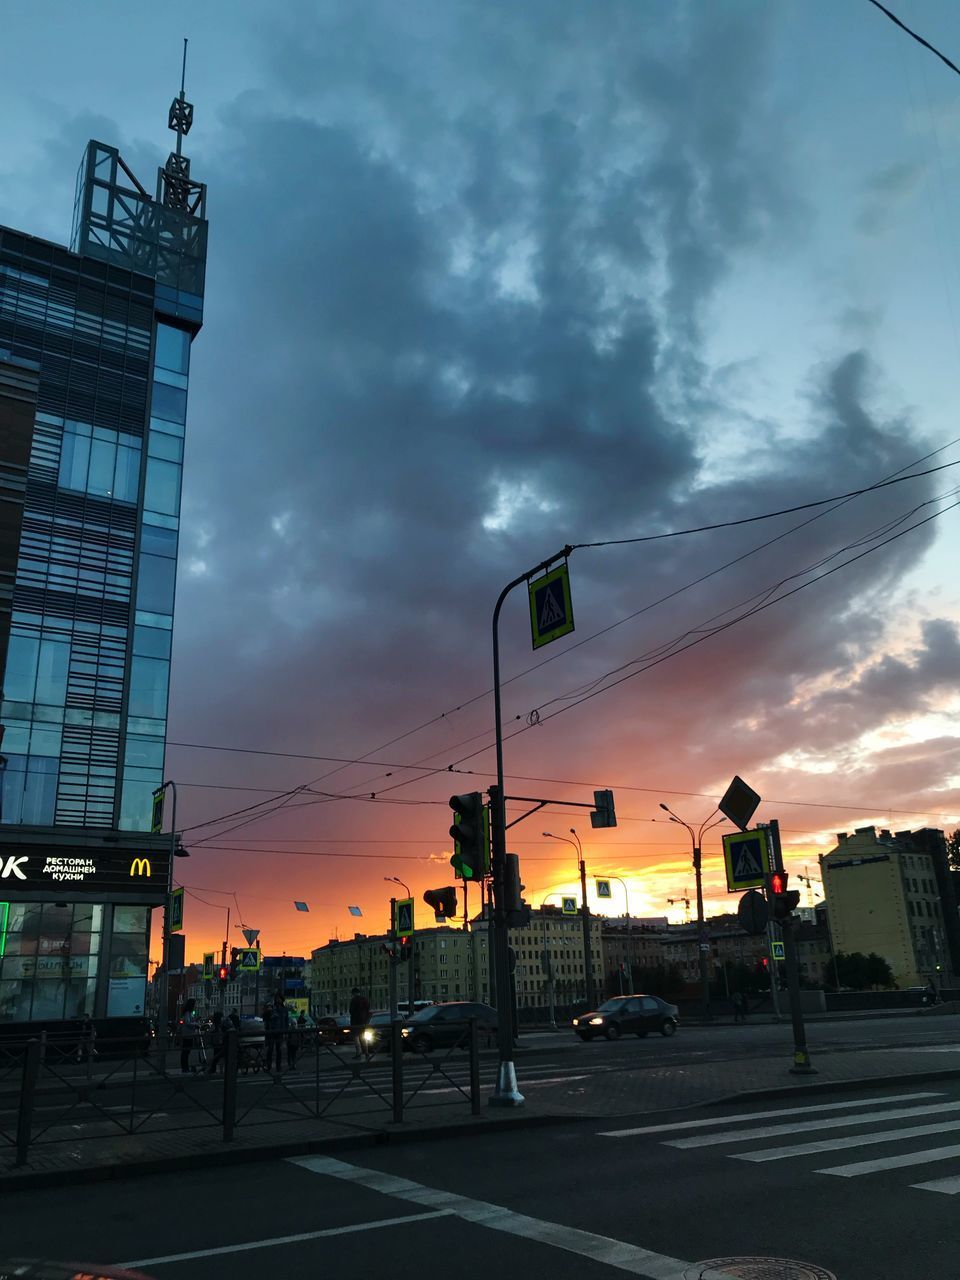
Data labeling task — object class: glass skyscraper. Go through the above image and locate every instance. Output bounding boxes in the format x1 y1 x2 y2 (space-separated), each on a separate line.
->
0 84 206 1028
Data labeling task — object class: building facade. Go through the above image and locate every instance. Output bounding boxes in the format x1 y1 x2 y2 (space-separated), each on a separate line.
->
821 826 960 989
0 89 207 1031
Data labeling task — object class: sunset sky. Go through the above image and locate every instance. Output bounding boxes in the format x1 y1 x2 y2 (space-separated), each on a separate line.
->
3 1 959 961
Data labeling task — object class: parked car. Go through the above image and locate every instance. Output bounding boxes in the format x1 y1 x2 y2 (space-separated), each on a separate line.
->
400 1001 497 1053
573 995 679 1041
313 1014 351 1045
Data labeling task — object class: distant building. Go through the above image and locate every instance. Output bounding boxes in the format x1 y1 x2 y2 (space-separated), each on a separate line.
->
820 826 960 988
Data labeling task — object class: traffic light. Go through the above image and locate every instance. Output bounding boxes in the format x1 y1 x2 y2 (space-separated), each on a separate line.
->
504 853 531 927
449 792 489 880
217 964 229 987
590 789 617 828
768 871 801 922
423 886 458 921
229 948 239 981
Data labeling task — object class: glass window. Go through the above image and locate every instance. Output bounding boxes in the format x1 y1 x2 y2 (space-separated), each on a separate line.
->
155 323 190 374
124 735 165 769
114 443 141 503
119 777 155 831
88 438 117 497
58 430 90 492
133 625 172 659
114 905 148 934
151 381 187 425
3 634 39 701
0 755 58 824
129 656 169 719
144 457 181 517
140 525 177 558
35 638 69 705
148 431 184 462
136 553 176 614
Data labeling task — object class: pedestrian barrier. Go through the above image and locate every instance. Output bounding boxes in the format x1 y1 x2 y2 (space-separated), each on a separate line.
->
6 1019 483 1167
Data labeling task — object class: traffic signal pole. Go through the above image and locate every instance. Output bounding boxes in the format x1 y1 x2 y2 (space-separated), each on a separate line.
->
578 854 595 1008
768 820 816 1075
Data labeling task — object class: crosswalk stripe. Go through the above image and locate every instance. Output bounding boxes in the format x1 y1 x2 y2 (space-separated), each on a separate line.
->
596 1092 942 1138
734 1117 960 1162
910 1175 960 1194
818 1143 960 1177
666 1100 960 1149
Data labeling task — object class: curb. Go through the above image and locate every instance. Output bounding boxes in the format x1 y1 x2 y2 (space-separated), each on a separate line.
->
0 1111 584 1194
712 1066 960 1106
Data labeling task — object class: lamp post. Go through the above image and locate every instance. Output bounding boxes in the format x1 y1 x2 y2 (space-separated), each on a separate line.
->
538 893 565 1030
599 875 632 994
385 876 414 1013
154 780 189 1065
659 803 726 1020
543 829 595 1007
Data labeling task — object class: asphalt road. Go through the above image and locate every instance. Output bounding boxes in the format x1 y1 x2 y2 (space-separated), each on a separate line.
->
5 1078 960 1279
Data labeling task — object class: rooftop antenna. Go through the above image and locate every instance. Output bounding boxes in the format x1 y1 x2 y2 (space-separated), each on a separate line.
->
162 36 198 210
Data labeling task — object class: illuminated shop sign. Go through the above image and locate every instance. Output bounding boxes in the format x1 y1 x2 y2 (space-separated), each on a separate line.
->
0 846 169 900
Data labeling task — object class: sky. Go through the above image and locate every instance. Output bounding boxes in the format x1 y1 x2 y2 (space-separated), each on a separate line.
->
2 0 960 962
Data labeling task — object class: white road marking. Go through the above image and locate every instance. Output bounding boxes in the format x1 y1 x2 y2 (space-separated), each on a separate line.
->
910 1174 960 1194
290 1154 693 1278
597 1092 942 1138
734 1118 960 1162
118 1209 452 1266
666 1101 960 1149
818 1143 960 1177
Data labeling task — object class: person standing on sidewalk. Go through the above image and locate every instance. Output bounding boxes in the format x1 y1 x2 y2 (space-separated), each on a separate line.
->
75 1012 97 1064
206 1011 226 1075
348 986 371 1060
267 994 289 1072
732 991 746 1024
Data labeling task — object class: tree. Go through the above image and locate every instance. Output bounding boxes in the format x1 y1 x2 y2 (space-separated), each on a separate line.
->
865 952 895 990
947 828 960 872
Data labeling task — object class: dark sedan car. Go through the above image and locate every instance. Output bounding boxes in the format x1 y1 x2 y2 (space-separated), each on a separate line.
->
400 1001 497 1053
573 994 678 1041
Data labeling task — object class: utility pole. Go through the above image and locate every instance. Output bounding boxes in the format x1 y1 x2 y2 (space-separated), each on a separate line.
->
577 843 596 1008
660 803 726 1020
767 820 815 1074
388 897 399 1021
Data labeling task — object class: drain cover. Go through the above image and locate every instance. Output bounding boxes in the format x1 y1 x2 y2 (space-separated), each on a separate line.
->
684 1260 837 1280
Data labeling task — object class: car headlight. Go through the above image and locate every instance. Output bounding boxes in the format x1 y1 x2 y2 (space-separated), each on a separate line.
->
572 1018 579 1027
362 1029 376 1043
588 1016 604 1025
401 1027 411 1037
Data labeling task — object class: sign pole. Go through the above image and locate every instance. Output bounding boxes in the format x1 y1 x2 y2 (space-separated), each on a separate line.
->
769 819 816 1074
156 780 177 1066
388 898 399 1021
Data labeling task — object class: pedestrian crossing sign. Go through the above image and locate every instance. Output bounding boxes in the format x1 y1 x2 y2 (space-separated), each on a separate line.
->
772 941 785 961
238 948 261 972
595 879 612 899
395 898 414 939
202 952 215 981
722 827 771 892
529 563 575 650
561 896 578 915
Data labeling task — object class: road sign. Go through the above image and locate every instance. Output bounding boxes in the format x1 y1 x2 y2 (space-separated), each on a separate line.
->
718 775 761 832
202 952 215 981
722 827 771 892
772 940 785 961
169 887 184 933
561 896 578 915
595 878 612 899
242 927 260 946
238 947 261 972
395 898 414 939
737 889 769 936
529 563 575 650
151 788 164 834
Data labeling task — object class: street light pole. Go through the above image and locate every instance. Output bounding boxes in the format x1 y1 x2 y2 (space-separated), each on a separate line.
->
659 803 725 1020
154 779 187 1065
543 829 595 1008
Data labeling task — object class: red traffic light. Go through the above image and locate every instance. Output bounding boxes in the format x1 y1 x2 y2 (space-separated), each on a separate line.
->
217 964 229 982
770 872 786 895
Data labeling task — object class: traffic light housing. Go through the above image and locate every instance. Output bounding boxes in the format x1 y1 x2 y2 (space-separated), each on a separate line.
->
590 789 617 828
217 964 229 987
423 886 459 921
768 871 801 922
229 948 239 981
449 792 490 880
504 853 531 927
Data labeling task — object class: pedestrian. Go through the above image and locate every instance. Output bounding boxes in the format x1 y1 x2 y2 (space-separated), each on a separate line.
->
267 994 289 1072
732 991 746 1024
180 998 199 1074
287 1010 305 1070
75 1012 97 1064
228 1007 241 1032
348 986 371 1061
206 1011 226 1075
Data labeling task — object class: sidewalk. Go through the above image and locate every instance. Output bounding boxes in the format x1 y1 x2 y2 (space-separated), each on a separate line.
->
2 1039 959 1191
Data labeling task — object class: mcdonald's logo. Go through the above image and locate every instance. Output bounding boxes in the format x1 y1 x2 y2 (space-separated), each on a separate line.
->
129 857 152 878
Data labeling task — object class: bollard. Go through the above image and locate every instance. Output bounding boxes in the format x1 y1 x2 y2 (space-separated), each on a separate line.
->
469 1018 481 1116
222 1027 238 1142
391 1020 403 1123
16 1039 42 1167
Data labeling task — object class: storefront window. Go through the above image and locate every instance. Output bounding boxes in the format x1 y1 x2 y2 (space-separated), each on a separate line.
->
0 901 102 1023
